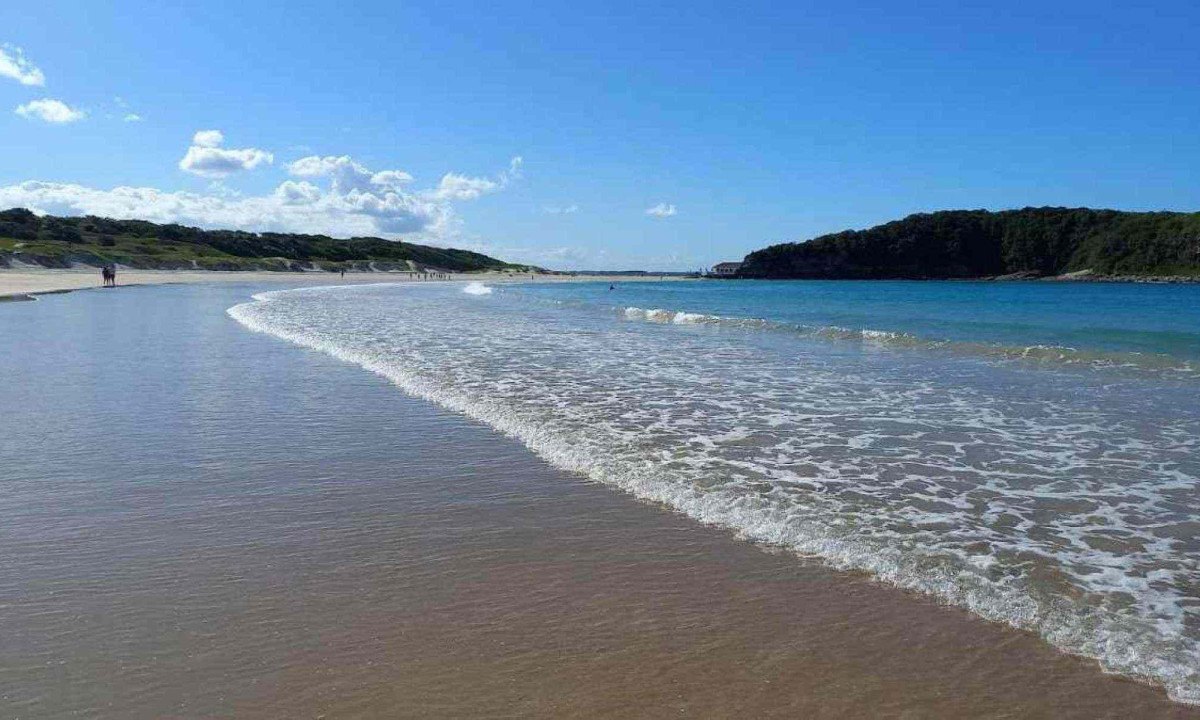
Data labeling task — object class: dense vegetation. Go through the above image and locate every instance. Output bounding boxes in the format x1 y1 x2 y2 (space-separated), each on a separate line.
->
739 208 1200 279
0 208 534 273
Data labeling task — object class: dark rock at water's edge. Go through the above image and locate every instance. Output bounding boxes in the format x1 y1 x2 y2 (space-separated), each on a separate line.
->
0 207 543 274
738 207 1200 281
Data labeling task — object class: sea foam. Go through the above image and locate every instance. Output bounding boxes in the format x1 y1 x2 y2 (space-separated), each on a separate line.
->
230 283 1200 705
462 282 494 295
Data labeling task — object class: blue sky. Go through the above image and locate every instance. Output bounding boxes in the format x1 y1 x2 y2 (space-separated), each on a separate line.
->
2 1 1198 270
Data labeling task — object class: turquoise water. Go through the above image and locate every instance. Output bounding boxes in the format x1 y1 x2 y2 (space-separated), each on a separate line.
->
230 278 1200 703
521 279 1200 370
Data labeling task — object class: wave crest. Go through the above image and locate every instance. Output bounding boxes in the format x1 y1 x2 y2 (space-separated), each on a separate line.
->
620 306 1198 378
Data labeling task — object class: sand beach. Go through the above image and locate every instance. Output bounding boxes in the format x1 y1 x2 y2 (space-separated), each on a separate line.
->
2 281 1198 717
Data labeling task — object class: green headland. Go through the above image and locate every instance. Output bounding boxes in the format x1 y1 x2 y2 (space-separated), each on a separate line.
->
0 208 536 273
739 207 1200 280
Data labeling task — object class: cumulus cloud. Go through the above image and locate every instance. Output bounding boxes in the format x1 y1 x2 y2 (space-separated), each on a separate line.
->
289 154 520 203
0 179 443 239
192 129 223 148
123 113 144 122
645 202 678 218
0 155 522 241
274 180 322 206
0 45 45 86
370 169 414 188
288 154 352 177
427 155 523 201
179 130 273 178
543 204 579 215
430 173 499 201
287 154 413 194
15 98 86 124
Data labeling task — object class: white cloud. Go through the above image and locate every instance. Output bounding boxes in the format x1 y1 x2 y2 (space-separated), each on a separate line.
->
0 179 443 239
645 202 678 218
430 173 499 201
289 155 376 191
15 98 86 124
192 129 223 148
0 45 45 86
179 130 273 178
111 98 143 123
426 156 523 201
0 155 522 242
370 170 414 188
289 154 521 203
287 155 419 199
288 154 353 177
543 204 579 214
274 180 321 205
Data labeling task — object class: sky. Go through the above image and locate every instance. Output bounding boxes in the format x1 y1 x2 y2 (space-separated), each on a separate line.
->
2 1 1198 270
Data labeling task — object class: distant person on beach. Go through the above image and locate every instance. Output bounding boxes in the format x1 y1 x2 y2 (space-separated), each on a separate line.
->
341 269 345 278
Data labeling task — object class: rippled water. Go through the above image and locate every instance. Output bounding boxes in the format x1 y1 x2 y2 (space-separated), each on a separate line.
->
229 279 1200 703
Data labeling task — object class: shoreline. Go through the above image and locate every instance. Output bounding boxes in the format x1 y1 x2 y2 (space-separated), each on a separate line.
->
2 283 1200 715
0 268 690 300
3 282 1197 716
8 268 1195 301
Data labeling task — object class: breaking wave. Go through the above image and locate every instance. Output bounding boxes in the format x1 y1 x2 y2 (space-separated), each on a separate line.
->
462 282 494 295
230 284 1200 704
620 305 1200 378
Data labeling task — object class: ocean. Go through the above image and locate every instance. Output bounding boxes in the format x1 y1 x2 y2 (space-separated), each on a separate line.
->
229 278 1200 704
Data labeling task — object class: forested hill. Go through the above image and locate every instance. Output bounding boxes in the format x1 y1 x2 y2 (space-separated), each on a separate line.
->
0 208 535 273
739 208 1200 280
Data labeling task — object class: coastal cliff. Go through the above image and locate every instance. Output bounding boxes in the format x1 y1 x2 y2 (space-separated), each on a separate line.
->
739 208 1200 280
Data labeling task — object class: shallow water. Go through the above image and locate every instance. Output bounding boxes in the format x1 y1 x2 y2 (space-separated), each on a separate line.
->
231 279 1200 703
550 279 1200 362
2 282 1199 717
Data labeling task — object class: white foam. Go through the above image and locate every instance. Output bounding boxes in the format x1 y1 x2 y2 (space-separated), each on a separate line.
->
622 306 723 326
228 284 1200 705
615 304 1198 378
463 282 493 296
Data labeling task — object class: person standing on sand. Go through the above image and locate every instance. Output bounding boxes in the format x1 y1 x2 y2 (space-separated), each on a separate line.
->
341 269 345 279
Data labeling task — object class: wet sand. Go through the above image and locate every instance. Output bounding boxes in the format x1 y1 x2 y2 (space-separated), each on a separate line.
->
1 284 1196 718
